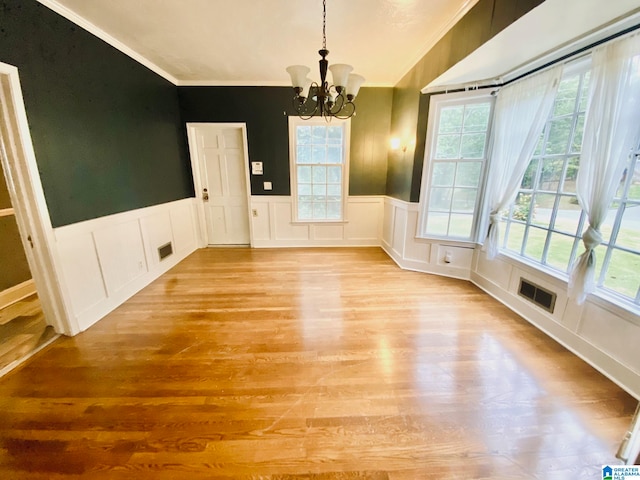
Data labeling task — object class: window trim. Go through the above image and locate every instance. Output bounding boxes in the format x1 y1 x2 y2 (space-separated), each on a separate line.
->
417 90 495 243
288 116 351 223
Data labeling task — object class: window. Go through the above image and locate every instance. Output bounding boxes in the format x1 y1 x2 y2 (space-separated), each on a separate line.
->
289 117 350 221
502 58 640 307
418 91 494 241
596 149 640 303
502 64 590 271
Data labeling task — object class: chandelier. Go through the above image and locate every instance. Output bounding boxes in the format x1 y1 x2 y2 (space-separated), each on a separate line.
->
286 0 365 120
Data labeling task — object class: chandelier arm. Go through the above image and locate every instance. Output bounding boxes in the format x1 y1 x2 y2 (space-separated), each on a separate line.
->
333 101 355 120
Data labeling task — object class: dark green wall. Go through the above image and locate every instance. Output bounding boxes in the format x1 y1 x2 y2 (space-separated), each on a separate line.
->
349 88 393 195
386 0 545 201
178 86 392 196
178 86 292 196
0 0 193 227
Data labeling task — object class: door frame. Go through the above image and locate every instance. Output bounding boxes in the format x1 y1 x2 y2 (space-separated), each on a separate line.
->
0 62 76 335
186 122 254 248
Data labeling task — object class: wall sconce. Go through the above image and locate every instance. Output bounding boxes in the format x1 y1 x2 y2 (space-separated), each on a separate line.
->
390 137 406 152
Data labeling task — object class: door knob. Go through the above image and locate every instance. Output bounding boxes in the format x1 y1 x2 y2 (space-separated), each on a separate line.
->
203 188 209 201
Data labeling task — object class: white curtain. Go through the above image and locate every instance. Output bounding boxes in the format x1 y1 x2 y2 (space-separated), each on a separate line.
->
569 32 640 304
484 65 563 259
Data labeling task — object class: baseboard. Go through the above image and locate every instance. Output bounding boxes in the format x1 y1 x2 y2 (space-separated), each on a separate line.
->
0 279 36 310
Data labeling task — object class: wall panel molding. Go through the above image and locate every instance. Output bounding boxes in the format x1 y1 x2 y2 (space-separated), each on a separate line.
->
53 198 198 332
250 196 383 248
381 197 474 280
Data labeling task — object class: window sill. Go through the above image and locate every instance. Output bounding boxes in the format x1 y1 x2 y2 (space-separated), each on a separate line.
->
290 220 349 225
414 235 477 248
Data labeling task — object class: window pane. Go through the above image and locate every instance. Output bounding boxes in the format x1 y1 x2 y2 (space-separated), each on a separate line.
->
452 188 477 213
456 162 482 187
327 126 343 144
429 188 452 211
298 184 311 196
524 227 547 262
312 184 326 196
602 249 640 299
297 126 312 144
505 222 525 253
449 214 473 238
312 146 326 163
432 162 456 186
571 113 585 153
297 145 312 163
327 145 342 163
312 166 326 183
540 158 564 191
435 135 460 159
298 166 311 183
327 166 342 184
521 160 538 189
546 232 575 272
616 205 640 251
628 172 639 200
552 75 580 116
313 202 326 219
298 202 313 220
312 126 326 143
532 193 556 229
513 192 534 221
545 117 572 155
327 202 341 219
579 72 590 110
562 157 580 193
438 106 463 134
552 200 583 235
460 133 486 158
463 103 490 132
426 213 449 236
327 184 341 197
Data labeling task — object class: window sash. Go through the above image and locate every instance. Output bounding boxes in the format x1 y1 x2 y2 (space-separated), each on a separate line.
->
289 117 350 222
418 91 494 242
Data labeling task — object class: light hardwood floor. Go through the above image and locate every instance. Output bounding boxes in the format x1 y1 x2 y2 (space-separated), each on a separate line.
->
0 293 57 374
0 247 636 479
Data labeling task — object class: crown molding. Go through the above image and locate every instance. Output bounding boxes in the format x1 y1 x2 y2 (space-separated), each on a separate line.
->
37 0 179 85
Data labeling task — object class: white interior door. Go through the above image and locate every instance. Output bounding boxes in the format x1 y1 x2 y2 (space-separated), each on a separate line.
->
192 124 250 246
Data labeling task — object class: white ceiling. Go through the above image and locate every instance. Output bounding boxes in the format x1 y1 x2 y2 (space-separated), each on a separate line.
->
38 0 640 89
40 0 479 87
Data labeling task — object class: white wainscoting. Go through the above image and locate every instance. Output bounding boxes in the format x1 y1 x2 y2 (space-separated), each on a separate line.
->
249 196 383 247
381 197 474 279
53 198 199 333
472 249 640 399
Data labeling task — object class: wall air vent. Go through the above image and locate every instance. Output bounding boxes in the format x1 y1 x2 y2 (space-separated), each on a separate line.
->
518 278 556 314
158 242 173 261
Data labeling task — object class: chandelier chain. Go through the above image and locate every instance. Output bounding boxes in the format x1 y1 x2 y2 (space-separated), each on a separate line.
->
322 0 327 50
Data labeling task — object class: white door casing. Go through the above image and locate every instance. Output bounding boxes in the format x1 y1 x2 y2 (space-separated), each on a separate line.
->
187 123 252 246
0 62 76 335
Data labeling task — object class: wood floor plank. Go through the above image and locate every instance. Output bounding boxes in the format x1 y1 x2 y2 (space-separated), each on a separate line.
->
0 247 636 479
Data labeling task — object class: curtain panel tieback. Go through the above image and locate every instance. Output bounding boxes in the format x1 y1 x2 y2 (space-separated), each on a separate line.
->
582 225 603 252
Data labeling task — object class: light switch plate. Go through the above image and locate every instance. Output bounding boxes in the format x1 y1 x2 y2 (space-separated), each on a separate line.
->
263 181 272 190
251 161 263 175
